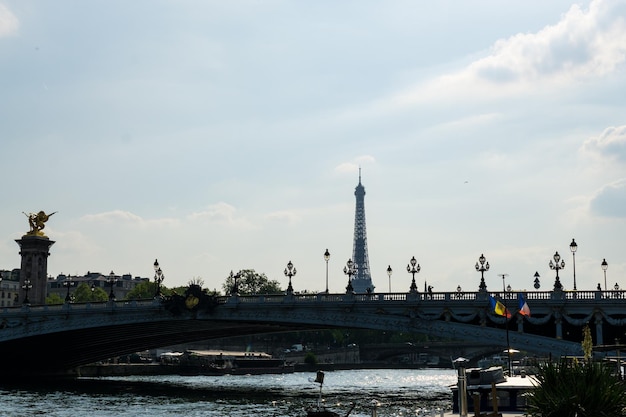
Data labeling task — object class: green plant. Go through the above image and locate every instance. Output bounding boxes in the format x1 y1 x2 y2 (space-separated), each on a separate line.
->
526 359 626 417
304 352 318 365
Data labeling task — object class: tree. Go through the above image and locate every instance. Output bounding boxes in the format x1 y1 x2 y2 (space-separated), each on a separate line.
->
222 269 282 295
124 280 158 300
526 360 626 417
73 283 108 303
46 293 64 305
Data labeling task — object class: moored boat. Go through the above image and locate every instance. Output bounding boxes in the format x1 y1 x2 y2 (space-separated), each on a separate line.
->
450 366 537 414
177 349 294 375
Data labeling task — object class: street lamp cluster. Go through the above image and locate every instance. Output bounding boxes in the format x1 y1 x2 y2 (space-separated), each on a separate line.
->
407 256 420 294
86 240 613 305
282 241 613 297
154 259 165 298
63 276 74 303
284 261 296 295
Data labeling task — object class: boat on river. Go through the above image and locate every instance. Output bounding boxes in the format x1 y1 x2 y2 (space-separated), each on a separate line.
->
451 366 537 414
177 350 294 375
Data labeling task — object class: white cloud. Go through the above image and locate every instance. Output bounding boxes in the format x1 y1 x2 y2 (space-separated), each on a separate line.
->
589 179 626 218
188 202 255 230
265 210 302 225
389 0 626 108
581 125 626 162
334 155 376 175
0 4 18 37
469 0 626 84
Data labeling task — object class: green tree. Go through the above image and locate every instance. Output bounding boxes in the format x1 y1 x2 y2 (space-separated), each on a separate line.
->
46 293 64 305
73 283 108 303
124 280 158 300
222 269 282 295
304 352 318 365
526 360 626 417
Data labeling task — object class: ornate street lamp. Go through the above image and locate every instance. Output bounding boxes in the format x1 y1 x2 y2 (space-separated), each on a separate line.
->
456 285 463 298
407 256 420 293
229 270 240 295
343 259 356 294
324 249 330 294
570 239 578 290
284 260 296 295
533 272 540 289
22 278 32 305
549 251 565 290
387 265 393 293
64 276 73 303
475 254 490 291
601 258 608 290
153 259 165 298
108 271 117 301
90 282 96 302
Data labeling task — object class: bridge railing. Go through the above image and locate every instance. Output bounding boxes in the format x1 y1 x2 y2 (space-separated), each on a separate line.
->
3 288 625 315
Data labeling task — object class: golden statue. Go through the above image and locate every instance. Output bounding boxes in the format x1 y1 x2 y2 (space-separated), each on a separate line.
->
23 210 56 237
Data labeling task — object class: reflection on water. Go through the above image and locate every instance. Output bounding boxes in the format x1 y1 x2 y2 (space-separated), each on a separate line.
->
0 369 457 417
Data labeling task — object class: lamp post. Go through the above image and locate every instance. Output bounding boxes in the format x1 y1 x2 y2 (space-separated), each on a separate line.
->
108 271 117 301
90 282 96 302
407 256 420 293
64 276 73 303
387 265 393 293
499 273 509 298
601 258 608 291
475 254 490 291
343 259 356 294
153 259 165 298
570 239 578 291
499 273 512 376
22 279 32 305
533 272 540 289
229 270 240 295
284 261 296 295
324 249 330 294
549 251 565 290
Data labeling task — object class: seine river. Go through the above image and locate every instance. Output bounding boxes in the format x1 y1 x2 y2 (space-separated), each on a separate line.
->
0 369 457 417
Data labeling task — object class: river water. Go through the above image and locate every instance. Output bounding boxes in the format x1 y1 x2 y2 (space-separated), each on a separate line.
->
0 369 457 417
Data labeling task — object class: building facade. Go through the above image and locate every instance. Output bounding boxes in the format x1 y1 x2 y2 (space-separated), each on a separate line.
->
0 269 20 308
47 271 150 301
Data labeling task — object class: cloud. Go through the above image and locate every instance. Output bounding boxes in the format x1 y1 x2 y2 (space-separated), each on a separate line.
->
589 179 626 218
80 210 179 228
188 202 255 230
265 210 302 225
581 125 626 162
81 210 144 223
0 4 18 37
469 0 626 84
334 155 376 175
390 0 626 108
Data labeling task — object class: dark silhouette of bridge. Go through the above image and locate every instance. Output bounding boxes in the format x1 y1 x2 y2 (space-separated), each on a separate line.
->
1 285 624 377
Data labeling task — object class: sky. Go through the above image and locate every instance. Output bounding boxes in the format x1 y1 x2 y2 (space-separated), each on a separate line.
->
1 0 625 295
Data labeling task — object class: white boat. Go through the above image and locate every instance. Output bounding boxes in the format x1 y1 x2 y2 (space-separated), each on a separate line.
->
450 366 537 414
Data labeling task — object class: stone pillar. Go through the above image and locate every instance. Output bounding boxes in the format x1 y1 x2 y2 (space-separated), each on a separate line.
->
595 313 604 346
16 235 55 305
554 311 563 339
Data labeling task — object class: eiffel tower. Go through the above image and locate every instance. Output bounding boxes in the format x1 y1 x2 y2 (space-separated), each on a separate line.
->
349 169 375 293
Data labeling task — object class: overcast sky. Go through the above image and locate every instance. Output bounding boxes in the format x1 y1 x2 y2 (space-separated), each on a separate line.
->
1 0 625 295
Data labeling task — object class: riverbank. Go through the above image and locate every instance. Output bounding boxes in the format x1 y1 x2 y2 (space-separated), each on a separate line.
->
77 362 448 377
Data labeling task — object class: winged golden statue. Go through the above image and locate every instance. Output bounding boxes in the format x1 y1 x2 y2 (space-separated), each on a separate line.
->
23 210 56 237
